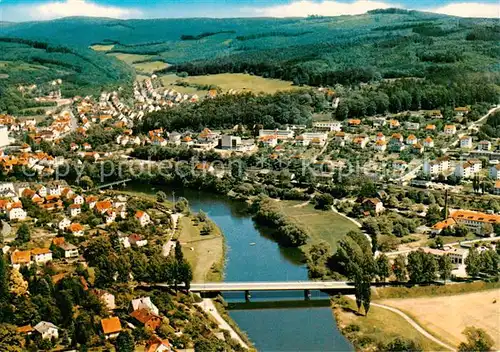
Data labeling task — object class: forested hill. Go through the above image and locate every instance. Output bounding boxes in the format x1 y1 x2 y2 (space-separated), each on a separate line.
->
1 10 499 87
0 37 134 114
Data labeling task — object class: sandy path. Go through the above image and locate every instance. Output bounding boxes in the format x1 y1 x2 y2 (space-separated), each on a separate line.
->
196 299 249 349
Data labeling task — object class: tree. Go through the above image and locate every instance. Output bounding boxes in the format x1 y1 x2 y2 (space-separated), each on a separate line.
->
376 254 391 282
174 197 189 213
458 327 494 352
0 254 8 301
115 330 135 352
0 324 24 352
156 191 167 203
79 176 94 190
8 269 27 296
15 224 30 243
393 254 407 282
425 204 442 225
434 236 444 249
196 210 207 222
438 254 453 283
314 193 334 210
465 248 481 278
380 337 422 352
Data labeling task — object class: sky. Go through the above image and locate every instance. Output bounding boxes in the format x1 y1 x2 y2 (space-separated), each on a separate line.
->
0 0 499 22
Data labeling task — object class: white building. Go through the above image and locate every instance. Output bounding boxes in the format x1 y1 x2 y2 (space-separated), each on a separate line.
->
313 121 342 132
130 296 159 315
477 140 492 151
0 126 11 147
135 211 151 227
259 129 294 140
444 125 457 135
423 156 450 176
34 322 59 340
8 207 27 221
460 136 473 149
58 243 79 258
490 164 500 180
31 248 52 264
423 137 434 148
374 140 387 152
295 132 328 147
58 217 71 230
69 204 81 218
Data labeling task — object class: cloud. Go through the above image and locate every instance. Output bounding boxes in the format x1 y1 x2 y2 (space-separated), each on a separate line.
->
428 2 500 18
2 0 142 21
252 0 396 17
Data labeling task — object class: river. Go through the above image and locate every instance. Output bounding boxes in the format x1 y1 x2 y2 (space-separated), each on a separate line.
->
129 185 352 351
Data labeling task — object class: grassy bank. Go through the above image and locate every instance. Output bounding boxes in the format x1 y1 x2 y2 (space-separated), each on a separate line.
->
332 296 446 351
176 215 225 283
277 201 359 253
373 281 500 300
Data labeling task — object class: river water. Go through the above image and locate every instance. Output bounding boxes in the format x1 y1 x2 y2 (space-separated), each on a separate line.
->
130 185 352 351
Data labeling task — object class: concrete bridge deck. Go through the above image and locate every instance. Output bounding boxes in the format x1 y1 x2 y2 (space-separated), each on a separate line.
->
156 281 354 292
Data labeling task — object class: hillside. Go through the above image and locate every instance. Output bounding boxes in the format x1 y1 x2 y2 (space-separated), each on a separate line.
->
1 10 499 87
0 37 134 113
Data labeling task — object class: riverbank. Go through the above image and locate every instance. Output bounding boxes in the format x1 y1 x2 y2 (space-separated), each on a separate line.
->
176 214 225 283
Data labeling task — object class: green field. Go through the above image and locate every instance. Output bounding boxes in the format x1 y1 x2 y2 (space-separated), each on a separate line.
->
106 52 151 65
160 73 298 95
105 52 169 74
277 201 359 252
133 61 169 74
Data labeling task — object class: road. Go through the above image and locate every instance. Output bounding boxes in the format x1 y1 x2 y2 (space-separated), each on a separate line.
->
370 301 456 351
196 299 249 349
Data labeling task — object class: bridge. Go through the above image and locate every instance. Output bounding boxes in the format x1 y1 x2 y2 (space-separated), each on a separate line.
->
156 281 355 300
96 179 132 190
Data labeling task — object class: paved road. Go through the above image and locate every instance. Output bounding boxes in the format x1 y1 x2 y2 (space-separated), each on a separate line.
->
196 299 249 349
157 281 354 292
370 301 456 351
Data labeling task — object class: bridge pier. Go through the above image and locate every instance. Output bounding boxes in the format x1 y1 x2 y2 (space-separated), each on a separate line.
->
245 290 251 302
304 289 311 301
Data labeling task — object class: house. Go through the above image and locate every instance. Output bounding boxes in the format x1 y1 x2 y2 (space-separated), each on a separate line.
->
95 200 112 214
406 134 418 145
334 132 346 146
423 156 450 176
478 140 492 151
72 194 84 205
11 250 32 268
454 106 470 116
393 160 407 171
93 289 116 311
391 133 403 143
86 196 98 209
431 218 457 235
444 125 457 135
69 223 84 237
428 110 443 119
130 309 162 330
352 135 368 149
33 321 58 340
313 121 342 132
130 297 159 315
412 143 424 154
406 122 420 131
423 136 434 148
8 207 27 221
389 120 400 129
425 124 436 131
129 234 148 247
490 164 500 180
460 136 473 149
374 140 387 152
362 198 384 215
56 242 79 258
493 180 500 195
375 132 385 142
58 217 71 230
347 119 361 126
145 335 173 352
101 317 121 339
17 325 34 336
69 204 81 217
31 248 52 264
135 211 151 227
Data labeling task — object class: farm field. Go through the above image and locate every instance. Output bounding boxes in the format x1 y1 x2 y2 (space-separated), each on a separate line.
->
160 73 299 95
278 201 359 252
89 44 115 51
333 297 446 351
133 61 169 74
379 289 500 349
